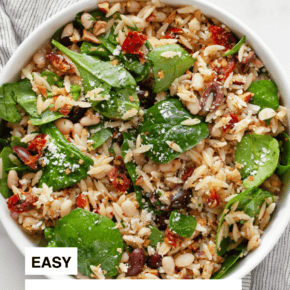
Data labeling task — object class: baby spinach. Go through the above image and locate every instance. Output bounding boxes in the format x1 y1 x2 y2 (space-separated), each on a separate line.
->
169 210 196 238
248 80 279 122
52 40 136 93
147 44 196 93
235 133 279 188
45 208 123 277
276 132 290 176
92 88 139 120
38 123 93 191
148 225 164 248
212 243 247 279
0 147 14 198
41 71 64 87
88 122 112 150
98 29 150 82
138 98 209 163
0 82 27 123
30 111 63 126
121 131 165 215
223 35 246 57
216 187 273 256
80 42 110 60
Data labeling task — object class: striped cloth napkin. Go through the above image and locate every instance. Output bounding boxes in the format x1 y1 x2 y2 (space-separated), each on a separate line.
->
0 0 289 289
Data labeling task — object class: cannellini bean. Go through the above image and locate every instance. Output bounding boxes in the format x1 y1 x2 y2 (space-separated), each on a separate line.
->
258 108 276 121
191 73 204 90
127 1 141 13
61 23 74 38
7 170 18 189
143 163 159 174
80 115 100 126
159 159 182 172
60 200 73 217
51 199 62 212
162 256 175 275
33 50 46 68
121 199 137 217
73 123 83 137
23 217 41 231
81 13 95 29
175 253 195 267
153 12 167 22
55 119 74 135
184 100 201 115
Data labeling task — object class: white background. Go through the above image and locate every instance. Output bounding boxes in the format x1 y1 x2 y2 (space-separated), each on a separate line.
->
0 0 290 289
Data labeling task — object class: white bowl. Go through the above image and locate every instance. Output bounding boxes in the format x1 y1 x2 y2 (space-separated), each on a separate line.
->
0 0 289 280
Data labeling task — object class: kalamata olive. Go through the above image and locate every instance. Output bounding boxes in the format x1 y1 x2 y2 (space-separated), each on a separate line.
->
136 86 155 109
12 146 37 170
147 253 162 269
200 82 224 113
127 248 146 276
60 36 72 47
241 50 255 73
154 215 168 230
169 187 192 210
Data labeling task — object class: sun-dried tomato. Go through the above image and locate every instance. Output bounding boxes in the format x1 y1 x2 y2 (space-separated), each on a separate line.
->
46 52 75 75
7 194 37 214
27 134 47 153
59 105 71 116
76 193 87 209
168 28 183 34
222 113 239 132
181 167 194 181
108 166 131 192
121 31 147 59
207 189 220 208
13 146 38 170
209 25 236 50
164 229 182 248
211 58 236 81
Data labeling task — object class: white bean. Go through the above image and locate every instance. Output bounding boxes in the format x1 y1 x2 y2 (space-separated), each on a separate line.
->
7 170 18 189
159 159 182 172
121 252 129 263
33 51 46 68
80 115 100 127
175 253 195 267
153 12 167 22
73 123 83 137
60 200 73 217
127 1 141 13
162 256 175 275
81 13 95 29
55 118 74 135
184 100 201 115
51 199 62 212
61 23 74 38
121 199 137 217
143 163 159 174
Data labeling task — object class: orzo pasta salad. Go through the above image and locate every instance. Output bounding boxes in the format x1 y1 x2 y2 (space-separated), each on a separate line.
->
0 0 289 279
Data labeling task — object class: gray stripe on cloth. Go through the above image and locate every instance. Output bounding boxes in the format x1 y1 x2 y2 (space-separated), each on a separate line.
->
0 1 289 289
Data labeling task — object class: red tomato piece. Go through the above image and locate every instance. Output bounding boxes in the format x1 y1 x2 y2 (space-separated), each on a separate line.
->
209 25 236 50
181 167 194 181
211 58 236 81
76 193 87 209
207 189 220 207
222 113 239 132
121 31 147 58
7 194 37 214
108 166 131 192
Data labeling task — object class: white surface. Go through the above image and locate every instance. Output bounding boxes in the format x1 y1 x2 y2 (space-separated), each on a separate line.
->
0 0 290 289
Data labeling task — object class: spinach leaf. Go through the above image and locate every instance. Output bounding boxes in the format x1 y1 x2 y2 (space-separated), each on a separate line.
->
80 42 110 60
147 44 196 93
52 40 136 93
0 83 23 123
41 71 64 87
30 110 63 126
276 132 290 176
5 79 38 118
216 187 273 256
10 136 28 148
98 29 150 82
0 147 14 198
121 131 165 215
148 225 164 248
138 98 209 163
70 85 82 101
92 88 139 120
88 122 112 150
45 208 123 277
51 25 65 44
248 80 279 121
169 210 197 238
39 123 93 191
212 244 247 279
223 35 246 57
235 133 279 188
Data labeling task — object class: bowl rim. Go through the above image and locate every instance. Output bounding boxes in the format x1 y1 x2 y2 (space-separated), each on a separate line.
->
0 0 290 281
